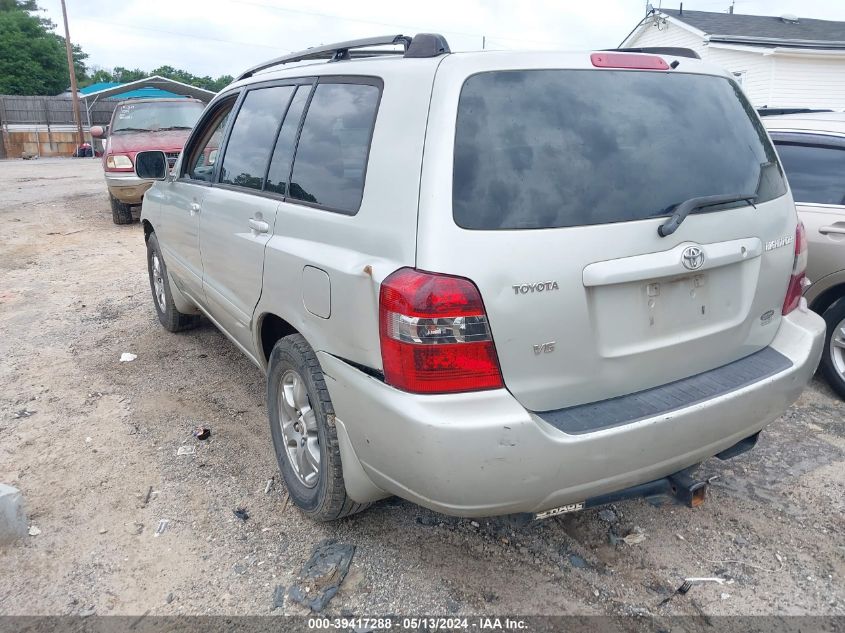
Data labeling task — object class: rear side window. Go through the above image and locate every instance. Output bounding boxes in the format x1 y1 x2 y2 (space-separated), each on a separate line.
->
773 141 845 205
265 87 310 195
288 82 381 214
453 70 786 230
220 85 295 190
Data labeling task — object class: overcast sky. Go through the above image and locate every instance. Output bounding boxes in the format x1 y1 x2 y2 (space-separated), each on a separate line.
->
35 0 845 79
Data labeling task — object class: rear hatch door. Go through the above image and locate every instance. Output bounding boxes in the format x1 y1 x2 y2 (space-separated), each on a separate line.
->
417 52 797 412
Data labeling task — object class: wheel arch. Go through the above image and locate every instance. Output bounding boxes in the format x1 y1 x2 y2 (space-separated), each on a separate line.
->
809 280 845 316
258 313 387 508
257 312 299 368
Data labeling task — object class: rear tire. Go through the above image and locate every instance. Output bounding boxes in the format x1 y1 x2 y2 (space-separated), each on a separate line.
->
267 334 369 521
820 298 845 399
146 233 200 332
110 193 134 225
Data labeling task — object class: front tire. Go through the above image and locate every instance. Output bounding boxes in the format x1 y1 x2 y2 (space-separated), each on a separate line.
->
146 233 199 332
110 193 134 225
267 334 368 521
820 298 845 399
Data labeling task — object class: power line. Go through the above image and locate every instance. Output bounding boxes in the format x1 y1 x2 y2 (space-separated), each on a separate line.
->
79 17 292 52
230 0 482 39
228 0 567 48
65 2 598 59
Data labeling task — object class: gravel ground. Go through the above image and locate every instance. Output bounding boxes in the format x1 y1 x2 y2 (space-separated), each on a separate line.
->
0 158 843 618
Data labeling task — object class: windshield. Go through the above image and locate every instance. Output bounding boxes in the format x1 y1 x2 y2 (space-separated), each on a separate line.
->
453 70 786 230
111 101 205 133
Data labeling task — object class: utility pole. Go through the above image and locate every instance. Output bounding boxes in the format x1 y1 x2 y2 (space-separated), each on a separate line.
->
482 35 486 50
60 0 84 150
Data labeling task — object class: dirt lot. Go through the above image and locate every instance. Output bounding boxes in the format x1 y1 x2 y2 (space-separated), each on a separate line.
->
0 158 843 619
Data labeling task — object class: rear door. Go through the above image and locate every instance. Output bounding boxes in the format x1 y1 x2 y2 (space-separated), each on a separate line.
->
418 54 796 412
199 81 310 353
768 131 845 287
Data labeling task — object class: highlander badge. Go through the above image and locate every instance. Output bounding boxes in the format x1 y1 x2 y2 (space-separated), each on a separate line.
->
766 235 794 251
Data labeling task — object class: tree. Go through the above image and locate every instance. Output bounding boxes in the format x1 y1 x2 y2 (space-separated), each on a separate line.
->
112 66 146 84
85 68 114 85
150 66 232 92
0 0 87 95
82 64 233 93
208 75 234 92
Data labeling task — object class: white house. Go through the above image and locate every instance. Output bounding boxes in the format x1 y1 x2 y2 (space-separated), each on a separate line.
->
620 7 845 110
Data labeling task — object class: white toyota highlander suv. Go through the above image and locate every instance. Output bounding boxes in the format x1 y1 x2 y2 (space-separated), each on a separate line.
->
134 35 825 521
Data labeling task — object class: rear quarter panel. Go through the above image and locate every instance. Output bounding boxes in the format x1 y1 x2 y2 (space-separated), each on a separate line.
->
253 60 440 369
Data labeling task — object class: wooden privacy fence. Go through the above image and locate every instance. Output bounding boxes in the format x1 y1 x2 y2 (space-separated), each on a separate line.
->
0 95 118 159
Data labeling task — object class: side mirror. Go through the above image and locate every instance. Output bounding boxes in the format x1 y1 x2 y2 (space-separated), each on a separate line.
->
135 150 168 181
90 125 105 138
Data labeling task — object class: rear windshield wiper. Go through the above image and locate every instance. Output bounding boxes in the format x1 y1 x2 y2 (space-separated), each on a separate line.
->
155 126 193 131
657 192 757 237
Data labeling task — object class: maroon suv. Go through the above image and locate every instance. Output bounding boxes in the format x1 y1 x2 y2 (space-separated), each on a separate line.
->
91 98 205 224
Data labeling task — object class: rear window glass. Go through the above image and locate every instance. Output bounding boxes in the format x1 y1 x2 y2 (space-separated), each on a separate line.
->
288 82 380 214
773 141 845 205
453 70 786 230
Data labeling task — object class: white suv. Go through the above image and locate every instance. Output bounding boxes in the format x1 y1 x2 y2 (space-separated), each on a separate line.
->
136 35 825 521
763 112 845 398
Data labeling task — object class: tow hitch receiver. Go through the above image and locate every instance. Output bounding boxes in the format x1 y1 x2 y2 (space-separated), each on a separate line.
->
667 470 708 508
528 466 710 522
581 466 709 511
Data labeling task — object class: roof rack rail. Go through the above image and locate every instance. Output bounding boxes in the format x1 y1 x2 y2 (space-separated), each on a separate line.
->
611 47 701 60
237 33 450 81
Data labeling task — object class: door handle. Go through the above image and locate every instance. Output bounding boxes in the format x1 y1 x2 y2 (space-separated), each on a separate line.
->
819 225 845 236
189 202 201 216
249 218 269 234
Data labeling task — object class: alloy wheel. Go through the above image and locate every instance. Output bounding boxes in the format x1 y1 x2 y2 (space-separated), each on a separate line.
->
151 252 166 312
277 369 321 487
831 316 845 382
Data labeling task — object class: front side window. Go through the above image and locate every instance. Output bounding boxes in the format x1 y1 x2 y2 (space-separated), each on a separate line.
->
288 82 381 213
453 70 786 230
220 86 295 191
184 98 236 183
773 141 845 205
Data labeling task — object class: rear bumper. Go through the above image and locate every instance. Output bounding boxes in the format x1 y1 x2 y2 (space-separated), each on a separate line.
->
320 307 825 517
104 172 152 205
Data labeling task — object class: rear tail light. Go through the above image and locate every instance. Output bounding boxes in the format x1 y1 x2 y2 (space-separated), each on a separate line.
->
782 221 808 315
590 52 670 70
379 268 503 394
